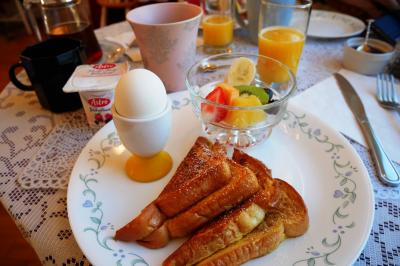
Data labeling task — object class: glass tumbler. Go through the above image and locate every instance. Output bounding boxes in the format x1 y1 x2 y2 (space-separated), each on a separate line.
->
202 0 235 53
258 0 312 76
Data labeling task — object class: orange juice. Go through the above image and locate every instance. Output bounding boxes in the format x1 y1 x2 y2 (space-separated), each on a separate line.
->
258 26 304 82
202 15 234 47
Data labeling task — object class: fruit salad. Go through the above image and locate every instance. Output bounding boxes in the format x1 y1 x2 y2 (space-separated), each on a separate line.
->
201 57 275 128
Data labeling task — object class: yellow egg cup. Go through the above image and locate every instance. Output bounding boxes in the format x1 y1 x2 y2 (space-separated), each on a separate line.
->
125 150 173 182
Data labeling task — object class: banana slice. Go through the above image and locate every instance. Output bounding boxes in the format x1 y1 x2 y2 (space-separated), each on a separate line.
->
226 57 256 86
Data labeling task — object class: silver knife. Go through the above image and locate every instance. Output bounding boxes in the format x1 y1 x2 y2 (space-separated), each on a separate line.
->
334 73 400 186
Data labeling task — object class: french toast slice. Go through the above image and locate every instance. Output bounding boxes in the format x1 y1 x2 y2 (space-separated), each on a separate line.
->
271 179 309 238
197 179 308 266
115 137 231 241
163 201 266 266
155 160 231 218
232 149 279 210
166 161 260 238
160 137 226 194
138 160 261 248
115 202 165 241
197 211 285 266
232 149 273 190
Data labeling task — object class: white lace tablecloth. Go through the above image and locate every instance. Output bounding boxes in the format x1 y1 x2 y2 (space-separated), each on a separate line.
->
0 21 399 265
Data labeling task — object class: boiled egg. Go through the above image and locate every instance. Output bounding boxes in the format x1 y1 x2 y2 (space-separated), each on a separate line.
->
115 69 167 119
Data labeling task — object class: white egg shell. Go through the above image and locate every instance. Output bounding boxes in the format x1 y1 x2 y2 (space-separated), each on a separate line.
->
115 69 167 119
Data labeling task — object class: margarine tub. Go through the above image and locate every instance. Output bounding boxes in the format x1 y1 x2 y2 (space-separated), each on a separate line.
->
63 62 129 128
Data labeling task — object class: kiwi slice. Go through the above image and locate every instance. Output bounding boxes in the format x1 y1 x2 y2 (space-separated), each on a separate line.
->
234 85 269 104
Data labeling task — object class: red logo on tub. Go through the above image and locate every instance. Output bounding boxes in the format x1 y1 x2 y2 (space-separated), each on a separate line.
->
88 98 111 107
93 64 116 69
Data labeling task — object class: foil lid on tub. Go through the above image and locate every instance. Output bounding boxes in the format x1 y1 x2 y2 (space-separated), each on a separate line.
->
63 62 129 92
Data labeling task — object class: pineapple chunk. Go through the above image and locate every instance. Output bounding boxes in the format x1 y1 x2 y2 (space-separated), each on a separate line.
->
224 95 266 128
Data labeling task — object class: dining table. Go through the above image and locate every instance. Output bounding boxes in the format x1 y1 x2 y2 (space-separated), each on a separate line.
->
0 20 399 266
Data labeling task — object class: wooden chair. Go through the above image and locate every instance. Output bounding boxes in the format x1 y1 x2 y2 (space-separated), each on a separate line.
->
96 0 140 27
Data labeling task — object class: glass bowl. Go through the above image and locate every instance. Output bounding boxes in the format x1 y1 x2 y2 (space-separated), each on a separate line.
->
186 53 296 148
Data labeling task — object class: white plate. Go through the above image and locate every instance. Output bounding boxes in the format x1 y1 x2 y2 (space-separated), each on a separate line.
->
308 10 365 39
67 102 374 266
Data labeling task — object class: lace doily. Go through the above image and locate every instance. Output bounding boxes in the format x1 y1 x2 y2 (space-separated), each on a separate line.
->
18 113 98 190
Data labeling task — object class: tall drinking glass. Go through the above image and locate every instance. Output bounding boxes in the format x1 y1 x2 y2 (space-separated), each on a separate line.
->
202 0 234 53
258 0 311 80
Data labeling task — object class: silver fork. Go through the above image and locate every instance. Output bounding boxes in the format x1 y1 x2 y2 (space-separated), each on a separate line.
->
376 73 400 112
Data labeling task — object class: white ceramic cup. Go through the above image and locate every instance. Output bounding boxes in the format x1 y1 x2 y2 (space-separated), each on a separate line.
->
111 99 172 157
343 37 395 75
126 3 202 92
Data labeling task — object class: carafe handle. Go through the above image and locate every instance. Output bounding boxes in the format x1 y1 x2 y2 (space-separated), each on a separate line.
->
23 0 43 41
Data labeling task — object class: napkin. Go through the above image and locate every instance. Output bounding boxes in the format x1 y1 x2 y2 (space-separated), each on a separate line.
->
291 69 400 163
